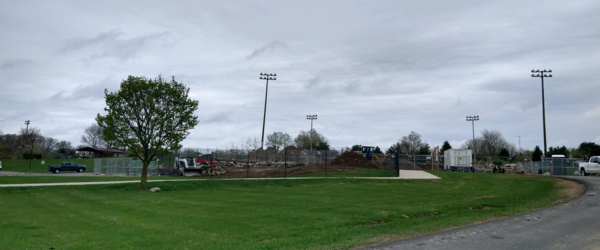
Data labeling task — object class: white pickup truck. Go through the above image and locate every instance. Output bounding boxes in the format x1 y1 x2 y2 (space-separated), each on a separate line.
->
579 156 600 176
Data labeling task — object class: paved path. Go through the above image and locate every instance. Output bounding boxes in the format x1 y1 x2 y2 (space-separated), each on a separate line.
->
361 176 600 250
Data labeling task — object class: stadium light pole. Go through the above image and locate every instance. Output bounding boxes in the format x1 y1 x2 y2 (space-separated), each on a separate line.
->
259 73 276 149
466 116 479 164
531 69 552 156
306 115 317 151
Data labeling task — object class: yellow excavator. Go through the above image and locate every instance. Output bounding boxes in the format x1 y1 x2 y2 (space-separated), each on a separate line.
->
354 146 387 166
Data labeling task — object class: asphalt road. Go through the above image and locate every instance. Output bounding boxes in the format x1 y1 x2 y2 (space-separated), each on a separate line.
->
361 176 600 250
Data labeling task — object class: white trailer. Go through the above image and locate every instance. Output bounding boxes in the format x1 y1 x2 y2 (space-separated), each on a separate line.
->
444 149 472 171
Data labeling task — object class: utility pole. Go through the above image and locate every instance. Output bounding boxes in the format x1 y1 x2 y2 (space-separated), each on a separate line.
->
531 69 552 156
259 73 276 149
306 115 317 151
24 120 32 173
466 116 479 163
518 136 521 154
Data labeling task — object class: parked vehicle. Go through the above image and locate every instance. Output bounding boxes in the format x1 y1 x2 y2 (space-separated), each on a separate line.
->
174 154 217 177
48 162 86 174
579 156 600 176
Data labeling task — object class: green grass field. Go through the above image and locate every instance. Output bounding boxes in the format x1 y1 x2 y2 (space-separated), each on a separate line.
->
0 171 570 250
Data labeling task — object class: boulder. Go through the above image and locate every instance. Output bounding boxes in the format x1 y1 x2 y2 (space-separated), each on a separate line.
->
150 187 161 193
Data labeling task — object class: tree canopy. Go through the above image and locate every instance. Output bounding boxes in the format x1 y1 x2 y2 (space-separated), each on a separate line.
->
441 141 452 153
96 75 199 189
399 131 426 155
532 146 543 161
548 145 569 156
578 142 600 159
386 143 400 154
265 132 293 150
461 129 515 156
294 129 329 150
417 142 431 155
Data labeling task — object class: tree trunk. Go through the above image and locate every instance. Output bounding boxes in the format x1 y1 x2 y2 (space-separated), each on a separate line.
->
140 160 149 189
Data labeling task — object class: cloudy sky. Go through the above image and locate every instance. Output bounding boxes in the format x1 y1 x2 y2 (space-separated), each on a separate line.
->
1 0 598 152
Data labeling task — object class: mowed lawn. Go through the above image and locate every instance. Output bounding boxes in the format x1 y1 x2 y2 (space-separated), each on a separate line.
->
1 158 97 173
0 172 570 250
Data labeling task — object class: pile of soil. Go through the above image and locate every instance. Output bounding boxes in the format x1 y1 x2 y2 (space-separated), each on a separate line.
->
397 159 425 170
329 152 380 169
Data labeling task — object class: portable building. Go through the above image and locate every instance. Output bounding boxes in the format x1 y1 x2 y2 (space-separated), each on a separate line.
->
443 149 472 170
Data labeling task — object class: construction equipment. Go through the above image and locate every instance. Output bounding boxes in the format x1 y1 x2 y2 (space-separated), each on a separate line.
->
354 146 386 166
174 154 218 177
354 146 375 160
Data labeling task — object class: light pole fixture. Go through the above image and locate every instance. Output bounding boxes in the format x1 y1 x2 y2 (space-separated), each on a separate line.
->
531 69 552 156
259 73 276 149
466 115 479 163
306 115 317 151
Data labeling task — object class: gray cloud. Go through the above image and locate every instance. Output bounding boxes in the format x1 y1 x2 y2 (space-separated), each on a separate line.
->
1 59 32 69
246 41 286 60
60 29 174 61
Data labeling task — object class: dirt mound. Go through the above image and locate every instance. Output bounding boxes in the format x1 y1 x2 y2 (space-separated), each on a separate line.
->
330 151 380 169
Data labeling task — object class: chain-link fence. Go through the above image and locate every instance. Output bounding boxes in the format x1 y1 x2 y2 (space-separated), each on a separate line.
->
94 158 162 176
92 148 588 177
519 157 584 176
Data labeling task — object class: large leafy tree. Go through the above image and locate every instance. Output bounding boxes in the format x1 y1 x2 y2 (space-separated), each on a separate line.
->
265 132 293 150
96 75 199 189
294 129 329 150
578 142 600 159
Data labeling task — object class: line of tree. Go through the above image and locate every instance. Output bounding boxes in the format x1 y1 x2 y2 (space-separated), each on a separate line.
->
239 129 331 151
0 127 76 159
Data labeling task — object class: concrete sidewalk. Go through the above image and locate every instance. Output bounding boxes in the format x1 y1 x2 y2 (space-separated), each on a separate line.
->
398 170 440 179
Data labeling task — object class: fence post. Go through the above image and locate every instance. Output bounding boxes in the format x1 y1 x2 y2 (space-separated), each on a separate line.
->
284 148 287 178
247 151 250 178
395 143 400 176
325 150 328 175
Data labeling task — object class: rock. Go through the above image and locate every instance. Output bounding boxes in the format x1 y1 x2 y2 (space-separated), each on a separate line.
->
150 187 161 192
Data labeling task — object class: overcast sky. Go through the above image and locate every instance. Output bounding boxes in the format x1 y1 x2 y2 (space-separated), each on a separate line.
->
1 0 598 152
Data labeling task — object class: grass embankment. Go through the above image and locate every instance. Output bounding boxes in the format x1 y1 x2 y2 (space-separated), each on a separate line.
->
0 176 178 184
0 157 176 174
0 172 570 250
1 158 96 173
